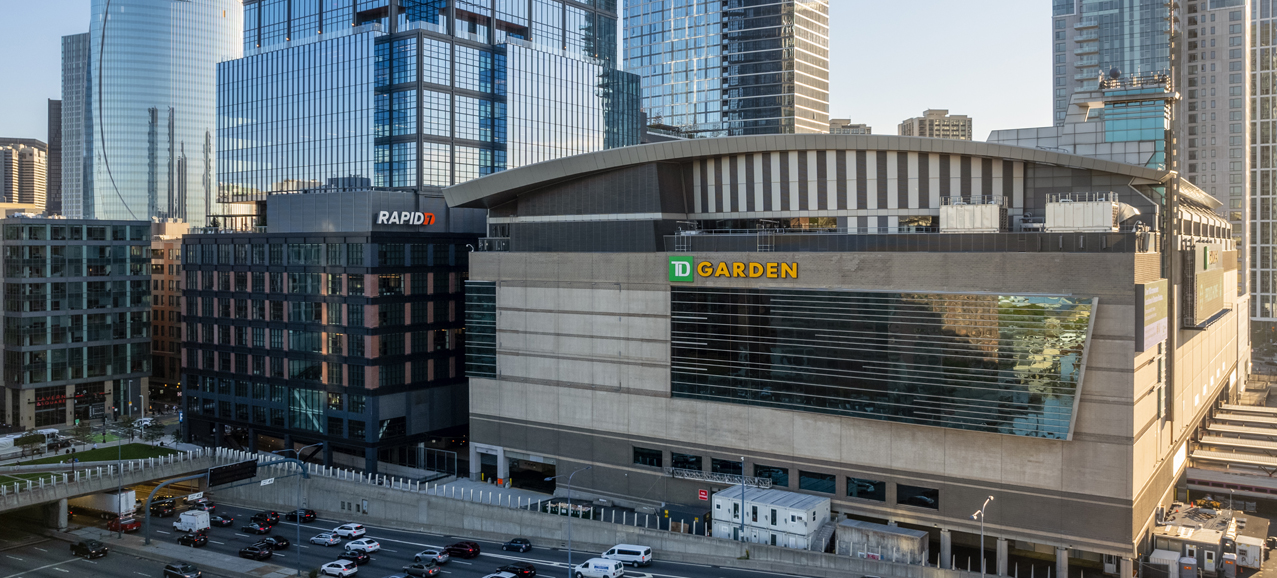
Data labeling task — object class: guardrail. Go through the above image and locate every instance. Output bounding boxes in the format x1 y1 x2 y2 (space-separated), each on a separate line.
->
0 448 219 506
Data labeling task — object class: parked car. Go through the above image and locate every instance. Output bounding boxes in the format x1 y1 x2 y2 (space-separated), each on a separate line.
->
251 511 280 525
239 545 273 560
107 516 141 533
402 562 440 578
498 562 537 577
310 533 342 546
70 540 108 559
284 508 316 523
338 550 371 565
177 533 209 548
163 563 202 578
445 541 481 559
502 538 532 553
256 536 290 550
319 560 358 577
332 523 366 538
344 538 380 553
241 523 272 535
209 515 234 527
414 549 449 564
601 544 652 567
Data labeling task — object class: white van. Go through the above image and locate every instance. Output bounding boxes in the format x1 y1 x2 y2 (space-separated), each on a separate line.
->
173 511 210 533
601 544 652 567
573 558 624 578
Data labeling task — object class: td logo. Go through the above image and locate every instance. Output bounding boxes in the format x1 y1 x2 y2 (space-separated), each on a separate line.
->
669 256 694 282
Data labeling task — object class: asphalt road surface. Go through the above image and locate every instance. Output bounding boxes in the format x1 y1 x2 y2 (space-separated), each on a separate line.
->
0 540 170 578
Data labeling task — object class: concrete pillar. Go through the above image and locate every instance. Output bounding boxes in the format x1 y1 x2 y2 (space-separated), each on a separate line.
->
364 446 377 474
323 444 333 468
940 530 952 569
247 428 257 453
214 425 223 449
1120 557 1133 578
997 538 1008 576
1056 547 1069 578
44 498 68 531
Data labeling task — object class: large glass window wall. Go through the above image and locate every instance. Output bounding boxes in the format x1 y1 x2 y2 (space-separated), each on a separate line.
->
670 287 1093 439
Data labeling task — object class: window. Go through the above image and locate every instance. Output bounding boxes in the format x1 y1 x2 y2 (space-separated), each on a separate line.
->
847 477 887 501
347 244 364 266
897 484 939 509
347 275 364 296
378 416 406 439
712 458 742 476
671 453 702 471
348 305 364 327
754 465 789 488
798 471 835 494
633 447 662 468
349 394 367 413
378 244 404 266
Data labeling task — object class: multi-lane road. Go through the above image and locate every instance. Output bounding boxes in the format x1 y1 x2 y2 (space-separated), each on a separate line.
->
0 541 173 578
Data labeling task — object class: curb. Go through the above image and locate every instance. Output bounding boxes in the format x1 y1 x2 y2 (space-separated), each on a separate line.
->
42 529 296 578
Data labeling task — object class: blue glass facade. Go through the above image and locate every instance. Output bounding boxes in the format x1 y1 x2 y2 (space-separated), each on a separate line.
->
77 0 243 224
624 0 830 136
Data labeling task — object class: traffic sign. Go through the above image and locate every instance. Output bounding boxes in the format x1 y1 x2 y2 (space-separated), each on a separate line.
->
260 478 275 487
187 492 204 501
698 489 709 501
208 460 258 487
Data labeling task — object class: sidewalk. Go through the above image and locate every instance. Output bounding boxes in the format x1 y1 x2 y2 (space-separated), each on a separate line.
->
428 477 551 505
61 526 296 578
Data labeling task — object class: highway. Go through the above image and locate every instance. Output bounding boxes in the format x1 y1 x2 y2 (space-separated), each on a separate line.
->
0 540 171 578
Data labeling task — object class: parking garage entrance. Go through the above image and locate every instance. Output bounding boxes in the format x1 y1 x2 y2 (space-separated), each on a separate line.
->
507 451 556 494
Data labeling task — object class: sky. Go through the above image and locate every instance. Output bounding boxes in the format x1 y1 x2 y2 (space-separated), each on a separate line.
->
0 0 1051 143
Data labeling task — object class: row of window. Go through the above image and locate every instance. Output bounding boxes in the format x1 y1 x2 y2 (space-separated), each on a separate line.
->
3 224 148 242
189 271 457 297
187 326 460 355
185 242 465 268
633 447 939 510
186 350 459 387
186 299 458 328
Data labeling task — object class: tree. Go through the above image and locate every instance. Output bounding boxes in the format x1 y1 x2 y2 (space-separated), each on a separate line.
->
70 420 92 444
141 427 165 446
169 429 183 446
118 416 137 442
15 432 44 457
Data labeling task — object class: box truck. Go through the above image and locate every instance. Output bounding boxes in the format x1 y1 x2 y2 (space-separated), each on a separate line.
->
69 490 136 519
173 511 210 533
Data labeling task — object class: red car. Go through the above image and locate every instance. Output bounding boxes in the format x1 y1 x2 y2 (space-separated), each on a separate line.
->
444 541 481 559
107 517 141 533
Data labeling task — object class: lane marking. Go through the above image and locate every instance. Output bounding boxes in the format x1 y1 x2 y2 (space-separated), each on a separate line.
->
53 569 70 574
136 573 150 576
453 561 472 565
32 548 46 552
4 556 22 561
382 548 397 553
1 557 81 578
156 530 170 534
210 540 225 545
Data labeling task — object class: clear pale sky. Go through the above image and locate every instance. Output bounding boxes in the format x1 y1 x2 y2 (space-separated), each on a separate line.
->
0 0 1051 143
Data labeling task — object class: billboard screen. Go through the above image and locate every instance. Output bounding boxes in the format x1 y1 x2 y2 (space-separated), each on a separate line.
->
1182 243 1225 328
1135 279 1168 352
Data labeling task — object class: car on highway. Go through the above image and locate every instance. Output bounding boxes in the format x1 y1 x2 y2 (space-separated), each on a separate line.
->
502 538 532 553
189 501 216 512
209 515 234 527
310 533 342 546
107 516 141 533
402 562 440 577
337 550 371 565
163 563 202 578
414 549 449 564
239 545 273 560
183 494 209 504
573 559 623 578
284 508 316 522
344 538 380 553
256 536 290 550
251 511 280 525
70 539 108 559
150 503 176 518
498 562 537 577
319 560 359 577
177 533 208 547
332 523 366 538
445 541 481 559
601 544 652 567
241 522 273 535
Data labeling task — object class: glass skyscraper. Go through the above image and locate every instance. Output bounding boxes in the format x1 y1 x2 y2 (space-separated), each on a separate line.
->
624 0 830 136
62 0 243 224
60 33 90 220
216 0 641 203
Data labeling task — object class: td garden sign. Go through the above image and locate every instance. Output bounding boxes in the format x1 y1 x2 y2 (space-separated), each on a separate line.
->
669 256 798 282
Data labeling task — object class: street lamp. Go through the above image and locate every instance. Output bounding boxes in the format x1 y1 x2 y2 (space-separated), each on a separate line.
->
545 466 592 578
971 496 995 578
272 442 324 577
739 456 746 542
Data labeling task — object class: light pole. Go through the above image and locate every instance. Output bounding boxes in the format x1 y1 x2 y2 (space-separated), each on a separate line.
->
545 466 592 578
971 496 995 578
739 456 746 542
272 442 323 577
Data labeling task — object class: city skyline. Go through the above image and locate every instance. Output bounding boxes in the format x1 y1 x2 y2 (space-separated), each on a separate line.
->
0 0 1050 144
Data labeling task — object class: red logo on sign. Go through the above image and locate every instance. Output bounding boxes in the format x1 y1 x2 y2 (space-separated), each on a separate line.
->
698 489 709 501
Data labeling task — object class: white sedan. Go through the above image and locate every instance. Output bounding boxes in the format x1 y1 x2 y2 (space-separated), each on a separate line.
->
310 533 341 546
344 538 380 553
332 523 366 538
320 560 358 577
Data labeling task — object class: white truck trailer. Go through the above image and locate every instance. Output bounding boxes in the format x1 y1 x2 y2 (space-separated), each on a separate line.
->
69 490 136 519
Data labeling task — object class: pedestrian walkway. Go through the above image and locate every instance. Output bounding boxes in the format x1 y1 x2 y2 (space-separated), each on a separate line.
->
428 477 551 506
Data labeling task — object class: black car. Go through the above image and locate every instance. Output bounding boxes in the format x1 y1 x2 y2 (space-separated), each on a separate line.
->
70 540 108 559
445 541 481 558
499 562 537 577
502 538 532 553
177 533 208 547
238 545 273 560
251 511 280 525
150 504 176 518
338 550 372 565
256 536 290 550
241 523 272 535
401 562 440 578
209 515 234 527
163 563 202 578
284 508 316 523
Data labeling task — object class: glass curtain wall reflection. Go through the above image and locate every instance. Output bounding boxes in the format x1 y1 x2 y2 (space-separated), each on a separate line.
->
624 0 830 136
82 0 243 223
670 287 1094 439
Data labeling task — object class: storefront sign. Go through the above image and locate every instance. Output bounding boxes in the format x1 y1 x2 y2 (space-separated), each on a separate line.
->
1182 243 1225 328
375 211 436 225
1135 279 1168 352
669 256 798 282
698 489 709 501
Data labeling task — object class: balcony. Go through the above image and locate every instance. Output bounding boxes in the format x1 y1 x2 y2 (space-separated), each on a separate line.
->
1074 33 1098 42
1075 45 1098 56
1075 69 1101 80
1075 58 1098 68
1074 18 1098 29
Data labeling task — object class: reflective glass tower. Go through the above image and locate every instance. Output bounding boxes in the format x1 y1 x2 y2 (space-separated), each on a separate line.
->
217 0 641 203
60 33 90 220
71 0 243 224
624 0 830 137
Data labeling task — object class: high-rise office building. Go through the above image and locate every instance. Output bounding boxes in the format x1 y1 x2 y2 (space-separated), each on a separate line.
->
623 0 830 137
216 0 641 215
1248 1 1277 344
62 0 242 224
0 143 48 210
61 33 89 221
829 119 870 135
897 110 972 140
150 220 187 410
47 100 62 216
